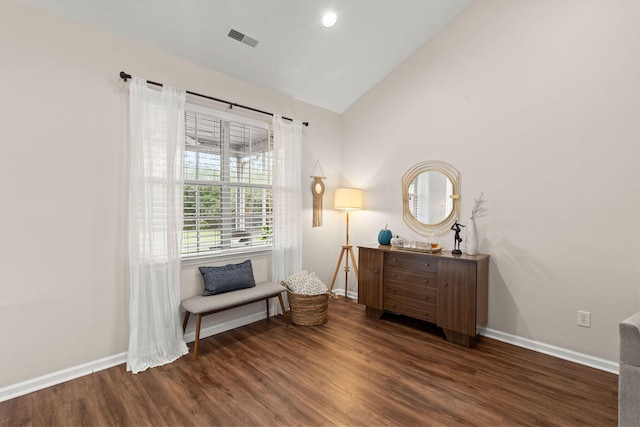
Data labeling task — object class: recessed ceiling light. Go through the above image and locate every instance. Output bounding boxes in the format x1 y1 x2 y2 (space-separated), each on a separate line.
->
322 12 337 28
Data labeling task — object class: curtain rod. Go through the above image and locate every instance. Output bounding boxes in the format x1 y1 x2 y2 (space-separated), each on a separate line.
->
119 71 309 127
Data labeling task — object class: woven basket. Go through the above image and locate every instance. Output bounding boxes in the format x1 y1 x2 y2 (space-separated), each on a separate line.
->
287 291 328 326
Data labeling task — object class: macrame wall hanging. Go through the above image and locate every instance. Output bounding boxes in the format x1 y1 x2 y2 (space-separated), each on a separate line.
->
310 161 326 227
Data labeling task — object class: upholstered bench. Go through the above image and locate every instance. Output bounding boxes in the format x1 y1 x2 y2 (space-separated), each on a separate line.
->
182 281 288 359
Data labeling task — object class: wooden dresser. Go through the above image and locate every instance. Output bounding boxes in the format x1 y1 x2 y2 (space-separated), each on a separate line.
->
358 244 489 346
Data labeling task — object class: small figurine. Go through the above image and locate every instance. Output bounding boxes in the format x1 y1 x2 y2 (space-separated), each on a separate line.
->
451 222 465 255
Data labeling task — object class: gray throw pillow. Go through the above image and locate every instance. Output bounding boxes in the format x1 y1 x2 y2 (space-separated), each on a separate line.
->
199 260 256 296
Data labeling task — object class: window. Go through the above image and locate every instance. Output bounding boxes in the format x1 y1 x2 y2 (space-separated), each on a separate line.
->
182 105 273 258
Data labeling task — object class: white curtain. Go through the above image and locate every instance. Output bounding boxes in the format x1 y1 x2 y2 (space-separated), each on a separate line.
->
271 115 303 315
127 78 188 373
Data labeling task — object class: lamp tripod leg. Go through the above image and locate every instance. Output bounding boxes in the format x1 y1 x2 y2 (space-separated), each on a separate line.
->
328 247 346 296
348 246 358 278
329 245 358 300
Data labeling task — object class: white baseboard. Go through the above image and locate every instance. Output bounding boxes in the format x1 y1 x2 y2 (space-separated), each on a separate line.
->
0 311 268 403
0 352 127 403
332 289 359 300
1 313 618 403
479 327 619 374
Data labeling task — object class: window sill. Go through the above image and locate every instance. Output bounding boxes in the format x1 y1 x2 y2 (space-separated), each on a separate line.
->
181 248 272 267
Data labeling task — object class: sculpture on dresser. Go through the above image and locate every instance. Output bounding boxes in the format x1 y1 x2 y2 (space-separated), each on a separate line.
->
451 222 465 255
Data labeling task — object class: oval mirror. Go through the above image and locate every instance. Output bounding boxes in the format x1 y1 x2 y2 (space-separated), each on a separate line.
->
402 161 460 237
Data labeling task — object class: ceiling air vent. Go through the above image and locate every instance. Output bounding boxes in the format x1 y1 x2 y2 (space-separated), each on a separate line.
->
227 28 259 48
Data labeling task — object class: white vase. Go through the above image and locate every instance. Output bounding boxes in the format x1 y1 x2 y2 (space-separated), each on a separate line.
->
465 218 478 255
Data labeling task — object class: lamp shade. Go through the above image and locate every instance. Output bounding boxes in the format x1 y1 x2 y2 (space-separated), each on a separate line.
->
334 188 363 210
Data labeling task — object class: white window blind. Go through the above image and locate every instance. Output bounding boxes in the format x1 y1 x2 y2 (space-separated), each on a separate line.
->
182 106 273 257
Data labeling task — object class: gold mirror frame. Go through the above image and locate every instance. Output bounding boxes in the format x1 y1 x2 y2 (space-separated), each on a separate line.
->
402 160 460 237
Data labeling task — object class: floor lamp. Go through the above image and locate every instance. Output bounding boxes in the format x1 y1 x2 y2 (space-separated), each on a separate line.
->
329 188 363 298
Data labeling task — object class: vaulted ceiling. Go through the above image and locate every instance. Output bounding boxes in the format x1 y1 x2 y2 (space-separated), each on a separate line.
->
21 0 473 113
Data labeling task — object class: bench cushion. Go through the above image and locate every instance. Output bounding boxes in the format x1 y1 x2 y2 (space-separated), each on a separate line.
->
182 281 285 314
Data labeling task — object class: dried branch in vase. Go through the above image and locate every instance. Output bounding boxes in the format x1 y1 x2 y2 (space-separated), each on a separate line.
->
470 192 487 220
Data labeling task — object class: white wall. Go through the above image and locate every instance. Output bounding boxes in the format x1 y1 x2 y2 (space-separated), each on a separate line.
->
342 0 640 362
0 0 342 389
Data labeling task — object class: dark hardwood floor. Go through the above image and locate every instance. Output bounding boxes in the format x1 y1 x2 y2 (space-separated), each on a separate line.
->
0 298 618 426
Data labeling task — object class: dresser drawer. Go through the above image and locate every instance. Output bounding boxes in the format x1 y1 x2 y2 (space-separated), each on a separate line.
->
385 253 438 275
385 279 437 300
384 269 436 288
384 292 437 323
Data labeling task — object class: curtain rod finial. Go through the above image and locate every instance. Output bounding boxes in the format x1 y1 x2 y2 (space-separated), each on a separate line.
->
119 71 132 82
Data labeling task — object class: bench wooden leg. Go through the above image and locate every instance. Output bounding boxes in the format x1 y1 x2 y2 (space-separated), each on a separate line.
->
265 299 270 319
278 293 289 326
182 311 190 333
194 314 202 360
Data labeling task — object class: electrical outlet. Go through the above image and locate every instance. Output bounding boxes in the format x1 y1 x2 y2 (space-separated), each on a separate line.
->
577 310 591 328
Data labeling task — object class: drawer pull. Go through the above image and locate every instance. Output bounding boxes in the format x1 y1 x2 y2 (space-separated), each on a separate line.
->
424 279 429 283
425 296 430 300
425 263 431 267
